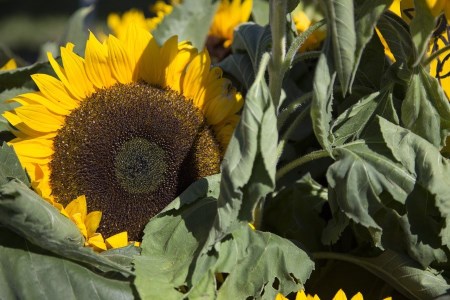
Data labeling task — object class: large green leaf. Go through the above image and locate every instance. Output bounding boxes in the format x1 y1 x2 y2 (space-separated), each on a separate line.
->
324 117 450 267
213 226 314 300
263 174 328 252
209 57 277 243
152 0 219 49
311 39 336 154
231 23 271 74
134 175 221 300
0 60 55 93
0 179 133 275
401 66 450 148
218 53 255 90
323 0 356 96
332 87 399 146
0 227 134 300
349 0 393 89
0 142 29 186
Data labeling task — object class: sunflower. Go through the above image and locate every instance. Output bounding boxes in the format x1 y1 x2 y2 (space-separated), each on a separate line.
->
107 1 174 39
207 0 252 61
3 24 242 246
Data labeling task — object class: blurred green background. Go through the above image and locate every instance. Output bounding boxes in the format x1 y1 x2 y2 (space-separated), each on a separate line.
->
0 0 159 64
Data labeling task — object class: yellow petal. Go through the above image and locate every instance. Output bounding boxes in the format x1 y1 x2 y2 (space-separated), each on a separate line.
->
60 46 94 99
165 46 197 92
123 24 152 80
275 294 288 300
14 105 64 133
47 51 82 101
85 211 102 238
88 233 107 251
10 138 53 158
31 74 79 108
159 35 179 87
139 37 162 84
107 35 133 84
105 231 129 249
65 195 88 221
350 292 363 300
71 212 88 238
333 289 348 300
16 90 72 116
85 32 115 89
295 290 308 300
183 51 210 106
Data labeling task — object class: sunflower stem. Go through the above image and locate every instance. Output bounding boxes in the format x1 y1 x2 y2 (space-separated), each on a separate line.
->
276 149 330 180
269 0 287 109
423 44 450 67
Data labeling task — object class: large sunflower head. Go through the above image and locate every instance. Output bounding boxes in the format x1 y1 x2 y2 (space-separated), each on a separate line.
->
4 24 242 246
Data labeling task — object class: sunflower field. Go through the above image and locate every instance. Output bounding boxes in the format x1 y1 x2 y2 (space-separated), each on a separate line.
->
1 0 450 299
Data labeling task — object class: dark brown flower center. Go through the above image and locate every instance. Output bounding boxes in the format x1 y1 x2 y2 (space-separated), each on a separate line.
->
50 82 221 240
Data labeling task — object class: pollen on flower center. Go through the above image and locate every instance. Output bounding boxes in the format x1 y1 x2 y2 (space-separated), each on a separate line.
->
50 82 222 240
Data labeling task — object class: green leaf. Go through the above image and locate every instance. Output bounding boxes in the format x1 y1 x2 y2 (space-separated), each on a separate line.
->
311 40 336 154
0 60 55 93
324 117 450 267
232 23 271 72
349 0 393 89
0 179 133 275
152 0 219 49
214 226 314 300
0 143 29 186
134 175 221 300
409 0 437 64
323 0 356 95
376 11 415 62
210 56 277 242
218 53 255 90
0 227 134 300
379 117 450 249
60 5 93 55
351 31 388 89
263 174 328 252
401 66 450 148
314 250 450 300
332 88 399 146
252 0 269 25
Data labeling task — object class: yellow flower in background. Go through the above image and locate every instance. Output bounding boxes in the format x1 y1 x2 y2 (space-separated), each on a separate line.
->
425 0 450 22
107 1 174 39
292 10 326 52
4 24 242 248
275 289 392 300
209 0 253 48
0 59 17 71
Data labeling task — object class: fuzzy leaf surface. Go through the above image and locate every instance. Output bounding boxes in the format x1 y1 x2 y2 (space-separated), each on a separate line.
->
0 179 133 275
0 143 29 186
323 0 356 95
152 0 219 49
402 66 450 148
0 227 134 300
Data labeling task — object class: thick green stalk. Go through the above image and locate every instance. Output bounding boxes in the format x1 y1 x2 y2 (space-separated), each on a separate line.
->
269 0 287 109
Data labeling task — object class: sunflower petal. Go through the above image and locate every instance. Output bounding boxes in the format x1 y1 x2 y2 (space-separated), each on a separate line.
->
85 32 115 89
86 211 102 238
65 195 88 221
105 231 128 249
107 35 133 84
87 233 107 251
14 105 64 133
60 46 94 99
